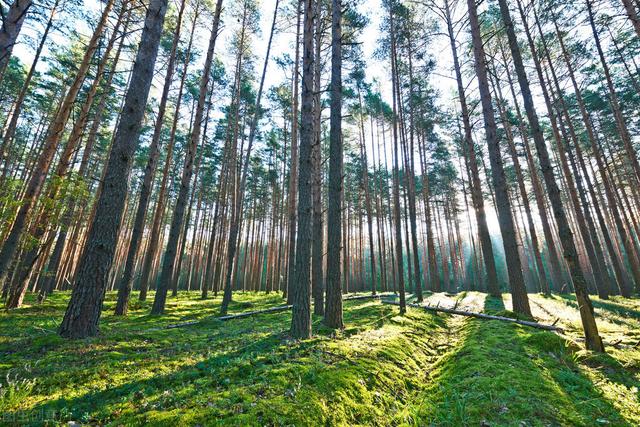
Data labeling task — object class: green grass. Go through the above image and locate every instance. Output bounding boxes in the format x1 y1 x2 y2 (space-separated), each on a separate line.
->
0 291 639 426
412 296 640 426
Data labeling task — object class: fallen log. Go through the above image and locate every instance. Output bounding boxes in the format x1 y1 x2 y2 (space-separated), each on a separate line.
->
217 305 293 321
381 300 564 332
342 293 395 301
163 294 396 330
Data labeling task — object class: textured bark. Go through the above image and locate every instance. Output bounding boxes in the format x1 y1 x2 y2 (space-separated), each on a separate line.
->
0 0 32 81
497 0 602 351
114 0 190 315
621 0 640 53
445 0 500 296
324 0 343 328
468 0 531 316
389 3 406 314
285 1 302 303
58 0 169 338
290 0 315 338
151 0 223 315
311 0 324 315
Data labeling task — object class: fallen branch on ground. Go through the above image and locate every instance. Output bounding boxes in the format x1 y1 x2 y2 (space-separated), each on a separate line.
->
342 293 394 301
381 300 564 332
163 294 388 330
217 305 293 321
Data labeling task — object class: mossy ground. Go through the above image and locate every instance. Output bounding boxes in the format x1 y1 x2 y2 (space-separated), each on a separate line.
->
0 291 638 426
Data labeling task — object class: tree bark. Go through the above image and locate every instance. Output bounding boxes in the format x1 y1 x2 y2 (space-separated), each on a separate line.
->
114 0 190 315
444 0 500 296
151 0 224 315
58 0 169 338
389 2 406 314
312 0 324 315
468 0 531 316
0 0 32 82
497 0 602 350
290 0 315 338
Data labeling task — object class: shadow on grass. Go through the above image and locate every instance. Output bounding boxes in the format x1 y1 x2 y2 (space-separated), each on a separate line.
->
2 296 447 425
411 294 632 426
558 294 640 325
0 291 288 362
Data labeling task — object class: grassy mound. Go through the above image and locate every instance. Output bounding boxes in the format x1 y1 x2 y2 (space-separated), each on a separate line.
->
412 296 640 426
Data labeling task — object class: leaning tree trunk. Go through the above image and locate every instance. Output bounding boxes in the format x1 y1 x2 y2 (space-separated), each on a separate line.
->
0 0 115 289
489 67 545 294
620 0 640 51
554 21 638 295
6 4 128 309
113 0 190 316
0 0 59 172
497 0 603 351
0 0 32 83
515 0 569 293
58 0 169 339
586 0 640 187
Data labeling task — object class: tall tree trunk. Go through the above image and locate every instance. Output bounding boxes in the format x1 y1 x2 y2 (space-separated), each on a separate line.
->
0 0 32 82
290 0 315 338
389 2 406 314
221 0 279 315
489 66 545 294
444 0 500 296
357 90 376 297
497 0 602 350
151 0 224 315
114 0 191 315
285 2 302 303
311 0 324 314
58 0 169 338
515 0 568 293
468 0 531 315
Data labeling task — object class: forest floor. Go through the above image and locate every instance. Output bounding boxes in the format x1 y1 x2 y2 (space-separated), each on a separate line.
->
0 290 639 426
